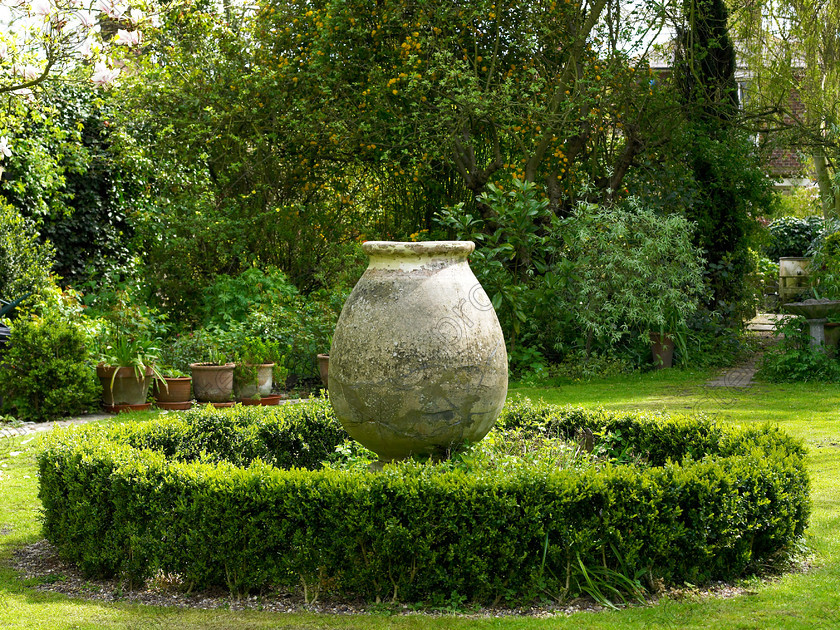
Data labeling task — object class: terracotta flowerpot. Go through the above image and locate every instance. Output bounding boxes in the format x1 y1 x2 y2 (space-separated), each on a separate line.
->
317 354 329 388
190 363 235 402
153 376 192 404
649 332 675 369
233 363 274 400
97 365 153 407
329 241 508 461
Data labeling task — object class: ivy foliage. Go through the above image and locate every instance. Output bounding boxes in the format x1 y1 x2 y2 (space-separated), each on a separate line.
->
0 81 135 286
765 215 824 260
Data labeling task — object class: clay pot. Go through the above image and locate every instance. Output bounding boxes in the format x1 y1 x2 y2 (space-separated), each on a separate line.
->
317 354 329 387
329 241 508 461
240 394 283 406
190 363 235 403
156 401 192 411
153 376 192 404
233 363 274 400
649 332 675 369
97 365 153 407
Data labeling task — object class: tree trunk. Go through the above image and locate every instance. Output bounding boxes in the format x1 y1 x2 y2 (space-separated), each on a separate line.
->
813 148 838 220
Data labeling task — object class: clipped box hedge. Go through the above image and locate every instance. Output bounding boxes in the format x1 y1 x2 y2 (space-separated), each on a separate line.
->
37 397 810 604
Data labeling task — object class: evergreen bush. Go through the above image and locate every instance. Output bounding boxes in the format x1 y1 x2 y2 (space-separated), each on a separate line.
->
765 215 823 260
1 314 99 421
38 398 810 603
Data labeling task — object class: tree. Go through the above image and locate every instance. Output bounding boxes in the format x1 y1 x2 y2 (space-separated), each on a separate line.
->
731 0 840 218
0 0 161 95
670 0 774 319
118 0 675 225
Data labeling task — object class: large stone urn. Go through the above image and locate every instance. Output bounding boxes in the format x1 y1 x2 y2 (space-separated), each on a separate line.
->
328 241 508 461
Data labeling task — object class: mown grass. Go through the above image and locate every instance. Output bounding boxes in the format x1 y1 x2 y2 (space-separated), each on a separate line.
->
2 371 839 629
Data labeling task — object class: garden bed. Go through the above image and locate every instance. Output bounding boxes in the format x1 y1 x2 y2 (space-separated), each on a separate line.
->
37 397 810 605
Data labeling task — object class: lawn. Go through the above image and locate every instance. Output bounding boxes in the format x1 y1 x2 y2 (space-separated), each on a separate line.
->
1 370 839 629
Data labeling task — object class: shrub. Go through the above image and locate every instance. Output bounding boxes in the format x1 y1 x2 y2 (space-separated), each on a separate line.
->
765 215 823 260
437 181 706 367
809 229 840 299
757 316 840 383
38 398 810 603
0 202 55 304
565 198 706 351
1 314 100 421
165 267 347 379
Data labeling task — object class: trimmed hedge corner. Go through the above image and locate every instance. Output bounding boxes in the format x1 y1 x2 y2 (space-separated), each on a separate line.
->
38 397 810 604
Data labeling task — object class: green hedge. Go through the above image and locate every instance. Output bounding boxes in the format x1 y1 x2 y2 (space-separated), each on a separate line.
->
38 397 810 604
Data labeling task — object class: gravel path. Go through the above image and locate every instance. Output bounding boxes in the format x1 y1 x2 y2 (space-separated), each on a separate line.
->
0 413 112 439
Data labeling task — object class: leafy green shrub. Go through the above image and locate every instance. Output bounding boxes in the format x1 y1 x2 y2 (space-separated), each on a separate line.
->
765 215 823 260
548 350 636 382
566 198 706 352
0 314 99 421
171 267 346 379
39 398 809 603
201 267 300 329
757 316 840 383
437 179 571 365
0 202 55 304
161 328 230 372
809 230 840 299
239 287 346 379
437 181 706 369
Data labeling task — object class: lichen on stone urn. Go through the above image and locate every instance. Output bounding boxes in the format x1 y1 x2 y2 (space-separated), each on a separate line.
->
328 241 508 461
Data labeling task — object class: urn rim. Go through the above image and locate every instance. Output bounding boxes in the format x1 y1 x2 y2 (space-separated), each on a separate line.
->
362 240 475 258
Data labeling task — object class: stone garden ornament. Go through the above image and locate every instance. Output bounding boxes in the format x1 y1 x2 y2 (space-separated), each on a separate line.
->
329 241 508 461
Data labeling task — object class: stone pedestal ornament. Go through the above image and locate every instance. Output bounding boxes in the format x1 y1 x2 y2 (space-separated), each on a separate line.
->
328 241 508 461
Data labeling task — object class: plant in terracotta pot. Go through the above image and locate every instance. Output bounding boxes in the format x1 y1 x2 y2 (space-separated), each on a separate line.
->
96 333 165 413
152 366 193 410
648 311 691 369
232 333 287 404
563 199 705 368
174 328 235 404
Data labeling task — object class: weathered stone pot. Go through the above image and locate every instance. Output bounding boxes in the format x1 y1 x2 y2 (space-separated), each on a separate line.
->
233 363 274 400
190 363 235 403
328 241 508 461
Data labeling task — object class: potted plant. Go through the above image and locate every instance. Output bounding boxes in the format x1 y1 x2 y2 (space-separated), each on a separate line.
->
152 366 193 410
96 335 165 413
180 328 235 405
233 335 287 405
